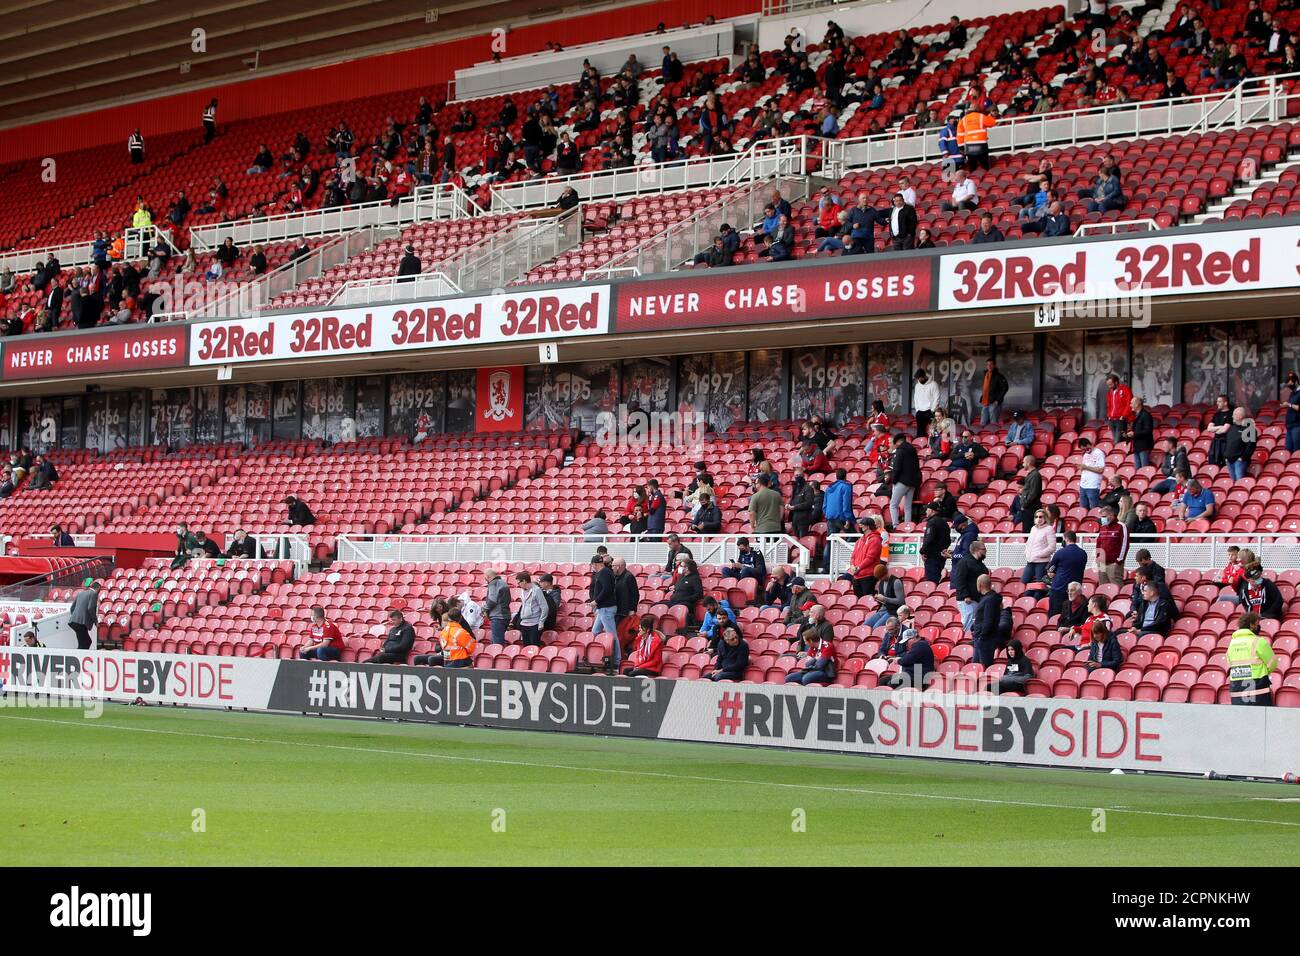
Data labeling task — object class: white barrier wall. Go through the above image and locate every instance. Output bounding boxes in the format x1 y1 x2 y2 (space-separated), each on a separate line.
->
4 649 1298 780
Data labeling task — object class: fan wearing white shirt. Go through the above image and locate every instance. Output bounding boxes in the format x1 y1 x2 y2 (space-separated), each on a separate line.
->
1076 438 1107 510
912 369 941 438
897 175 917 207
941 170 979 212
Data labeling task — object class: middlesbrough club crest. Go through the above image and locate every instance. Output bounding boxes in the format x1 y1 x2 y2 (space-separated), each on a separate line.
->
475 366 522 431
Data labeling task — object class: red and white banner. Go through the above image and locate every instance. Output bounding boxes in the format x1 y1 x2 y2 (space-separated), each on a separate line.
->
475 365 524 432
615 256 932 332
1 647 278 708
189 285 611 366
938 224 1300 310
1 325 189 380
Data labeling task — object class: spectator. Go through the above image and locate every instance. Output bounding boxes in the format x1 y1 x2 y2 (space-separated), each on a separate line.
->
26 455 58 490
788 470 816 538
887 628 934 688
1084 620 1124 671
722 537 767 583
436 609 477 669
1075 437 1106 510
623 615 665 678
1054 582 1090 643
1236 561 1285 621
1023 507 1057 583
1006 410 1035 448
397 244 421 278
844 192 886 254
1223 406 1258 481
67 581 100 649
783 578 816 628
912 368 940 438
978 358 1010 425
581 510 609 541
1131 580 1175 637
938 115 964 174
689 492 722 534
484 569 512 646
694 234 733 267
1282 371 1300 453
128 128 144 164
1043 530 1088 614
914 501 949 584
1151 438 1190 493
998 639 1034 693
947 427 989 474
970 211 1004 243
1085 163 1125 212
748 474 783 534
763 567 792 609
840 518 883 596
822 467 856 533
952 537 988 629
661 534 693 577
1125 396 1155 467
1178 478 1216 522
1095 505 1130 585
1010 455 1042 535
889 433 922 529
248 245 268 276
785 622 835 685
284 495 315 526
514 572 548 647
368 610 415 664
941 169 979 212
699 595 738 649
885 192 918 250
246 143 274 175
970 574 1003 666
667 558 702 621
709 622 750 681
299 606 345 661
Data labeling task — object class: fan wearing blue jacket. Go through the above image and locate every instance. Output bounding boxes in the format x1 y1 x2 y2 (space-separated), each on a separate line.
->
822 468 856 533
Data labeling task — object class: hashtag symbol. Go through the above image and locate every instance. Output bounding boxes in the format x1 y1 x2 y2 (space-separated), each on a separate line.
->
307 670 327 707
715 692 743 735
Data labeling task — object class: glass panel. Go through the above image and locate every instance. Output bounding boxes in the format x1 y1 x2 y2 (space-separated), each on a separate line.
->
1229 321 1277 411
995 333 1035 413
567 361 620 433
388 372 444 439
1182 325 1227 407
273 381 301 440
244 383 272 445
1042 330 1084 409
707 351 746 433
150 388 193 447
222 385 247 444
1131 326 1173 408
747 349 788 422
525 366 571 432
355 376 384 439
445 369 476 433
622 358 673 413
194 386 220 444
1084 329 1130 421
59 397 82 450
866 342 906 414
945 336 989 428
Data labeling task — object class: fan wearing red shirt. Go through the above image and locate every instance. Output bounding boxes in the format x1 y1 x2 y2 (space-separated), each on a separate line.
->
623 615 665 677
1220 546 1245 590
299 606 345 661
1105 374 1134 444
839 516 882 597
1094 505 1129 585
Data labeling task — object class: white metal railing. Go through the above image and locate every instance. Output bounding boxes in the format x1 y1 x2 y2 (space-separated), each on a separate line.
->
1075 218 1159 236
154 226 381 321
826 532 1300 578
489 136 822 212
188 183 476 252
460 207 583 290
823 72 1300 173
217 533 311 577
335 533 812 574
0 225 161 276
329 270 462 307
585 173 807 279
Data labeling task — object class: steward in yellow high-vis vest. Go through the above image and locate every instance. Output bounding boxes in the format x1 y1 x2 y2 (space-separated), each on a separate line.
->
1226 612 1278 706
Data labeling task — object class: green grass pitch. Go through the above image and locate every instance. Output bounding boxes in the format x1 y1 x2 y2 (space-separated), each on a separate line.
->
1 703 1297 866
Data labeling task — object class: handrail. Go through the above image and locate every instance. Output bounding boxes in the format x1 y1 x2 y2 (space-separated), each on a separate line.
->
826 532 1300 578
187 182 476 251
336 532 812 574
823 71 1300 173
1074 218 1159 236
328 270 463 307
489 136 821 212
459 207 583 290
154 226 376 321
584 172 808 279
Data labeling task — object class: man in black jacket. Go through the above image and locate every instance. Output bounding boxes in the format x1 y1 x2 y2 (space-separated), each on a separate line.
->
888 433 921 529
888 629 935 688
284 496 315 526
589 556 621 668
225 529 259 558
971 573 1003 666
689 493 722 533
397 244 421 278
1130 580 1176 636
1151 437 1190 493
1014 455 1042 533
1126 396 1155 468
612 557 640 626
662 534 693 576
885 193 918 250
952 538 988 630
920 501 952 584
368 610 415 664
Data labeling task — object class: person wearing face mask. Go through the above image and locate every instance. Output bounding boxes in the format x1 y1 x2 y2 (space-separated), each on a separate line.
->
1235 562 1285 621
1095 505 1129 585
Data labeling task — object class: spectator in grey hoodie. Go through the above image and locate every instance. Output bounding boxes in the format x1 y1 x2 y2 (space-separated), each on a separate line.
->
483 569 512 646
582 510 610 541
514 571 548 647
